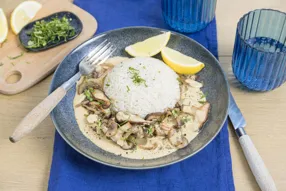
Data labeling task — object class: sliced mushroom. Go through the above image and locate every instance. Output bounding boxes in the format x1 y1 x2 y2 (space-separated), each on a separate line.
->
115 112 146 124
168 130 184 148
154 124 165 136
138 142 158 150
102 108 112 119
176 113 193 127
168 128 175 138
136 126 145 138
92 89 111 109
110 129 124 142
145 112 164 121
101 122 109 134
120 122 132 132
160 116 178 131
185 79 203 88
106 120 118 137
86 114 99 124
130 126 139 134
175 137 188 149
182 105 198 115
77 78 102 94
116 139 134 150
82 104 99 113
195 102 210 128
122 132 132 140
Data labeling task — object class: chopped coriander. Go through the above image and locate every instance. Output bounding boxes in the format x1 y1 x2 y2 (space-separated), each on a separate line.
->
200 92 207 99
96 119 102 134
8 52 24 60
128 67 146 86
143 66 146 69
177 77 183 85
198 100 206 104
97 100 105 105
105 83 110 87
182 116 192 123
127 85 130 92
147 126 154 136
171 109 179 117
119 120 128 127
27 16 76 48
84 88 94 101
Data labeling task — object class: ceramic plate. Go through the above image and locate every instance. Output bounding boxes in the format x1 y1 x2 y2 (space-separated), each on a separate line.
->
49 27 229 169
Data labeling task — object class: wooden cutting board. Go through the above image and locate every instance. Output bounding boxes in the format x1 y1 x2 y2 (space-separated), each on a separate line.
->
0 0 97 95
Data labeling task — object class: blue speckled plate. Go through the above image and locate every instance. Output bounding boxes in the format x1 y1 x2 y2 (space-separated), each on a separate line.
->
49 27 229 169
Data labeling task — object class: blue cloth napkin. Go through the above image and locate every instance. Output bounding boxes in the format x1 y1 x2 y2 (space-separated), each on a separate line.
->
48 0 235 190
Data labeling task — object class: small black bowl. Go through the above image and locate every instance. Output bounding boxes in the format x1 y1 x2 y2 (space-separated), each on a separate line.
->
19 11 83 52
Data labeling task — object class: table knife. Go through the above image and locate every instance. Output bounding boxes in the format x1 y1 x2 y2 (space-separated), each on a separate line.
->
228 93 277 191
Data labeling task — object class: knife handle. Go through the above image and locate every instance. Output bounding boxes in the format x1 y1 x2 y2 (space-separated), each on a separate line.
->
239 134 277 191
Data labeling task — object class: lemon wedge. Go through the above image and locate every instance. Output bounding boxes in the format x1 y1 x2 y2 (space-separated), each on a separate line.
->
10 1 42 34
0 8 8 43
125 31 171 57
161 47 205 74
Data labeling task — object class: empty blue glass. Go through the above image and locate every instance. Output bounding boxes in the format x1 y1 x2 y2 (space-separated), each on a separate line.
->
161 0 217 33
232 9 286 91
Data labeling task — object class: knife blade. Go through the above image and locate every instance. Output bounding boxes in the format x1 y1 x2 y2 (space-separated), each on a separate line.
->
228 93 246 137
228 93 277 191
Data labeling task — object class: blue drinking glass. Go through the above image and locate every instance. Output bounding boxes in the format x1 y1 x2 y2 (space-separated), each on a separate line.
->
232 9 286 91
161 0 217 33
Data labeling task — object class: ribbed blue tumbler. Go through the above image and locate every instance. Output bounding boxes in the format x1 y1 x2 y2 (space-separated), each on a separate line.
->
161 0 217 33
232 9 286 91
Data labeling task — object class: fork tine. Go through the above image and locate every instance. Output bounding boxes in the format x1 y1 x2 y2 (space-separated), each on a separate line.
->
88 42 112 64
86 39 108 60
92 47 117 66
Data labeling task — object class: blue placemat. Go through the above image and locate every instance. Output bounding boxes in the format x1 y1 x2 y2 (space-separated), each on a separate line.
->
48 0 235 190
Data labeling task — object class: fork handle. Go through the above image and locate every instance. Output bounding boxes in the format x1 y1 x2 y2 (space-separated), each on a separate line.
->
9 87 66 143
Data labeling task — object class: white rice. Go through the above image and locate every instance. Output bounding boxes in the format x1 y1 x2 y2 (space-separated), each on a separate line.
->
103 57 180 118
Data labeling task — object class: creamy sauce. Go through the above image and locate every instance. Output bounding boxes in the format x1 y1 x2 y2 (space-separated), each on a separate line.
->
74 94 200 159
73 57 206 160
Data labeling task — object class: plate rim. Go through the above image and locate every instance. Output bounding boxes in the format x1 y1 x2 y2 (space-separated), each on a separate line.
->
49 26 230 170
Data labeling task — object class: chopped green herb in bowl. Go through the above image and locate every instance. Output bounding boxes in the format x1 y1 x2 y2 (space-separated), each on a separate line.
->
26 16 76 49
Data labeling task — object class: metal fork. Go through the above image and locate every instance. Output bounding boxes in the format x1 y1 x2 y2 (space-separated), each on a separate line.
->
10 40 116 143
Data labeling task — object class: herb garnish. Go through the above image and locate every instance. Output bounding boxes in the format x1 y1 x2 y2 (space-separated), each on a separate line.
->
8 52 24 60
10 62 15 66
147 126 154 136
182 116 192 123
177 77 183 85
128 67 147 86
27 16 76 48
105 83 110 87
127 85 130 92
84 87 94 101
171 109 179 118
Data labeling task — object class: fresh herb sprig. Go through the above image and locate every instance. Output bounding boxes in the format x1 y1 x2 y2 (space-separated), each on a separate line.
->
27 16 76 48
128 67 147 87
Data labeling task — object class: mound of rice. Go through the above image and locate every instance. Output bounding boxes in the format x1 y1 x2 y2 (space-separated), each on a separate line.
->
103 57 180 118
